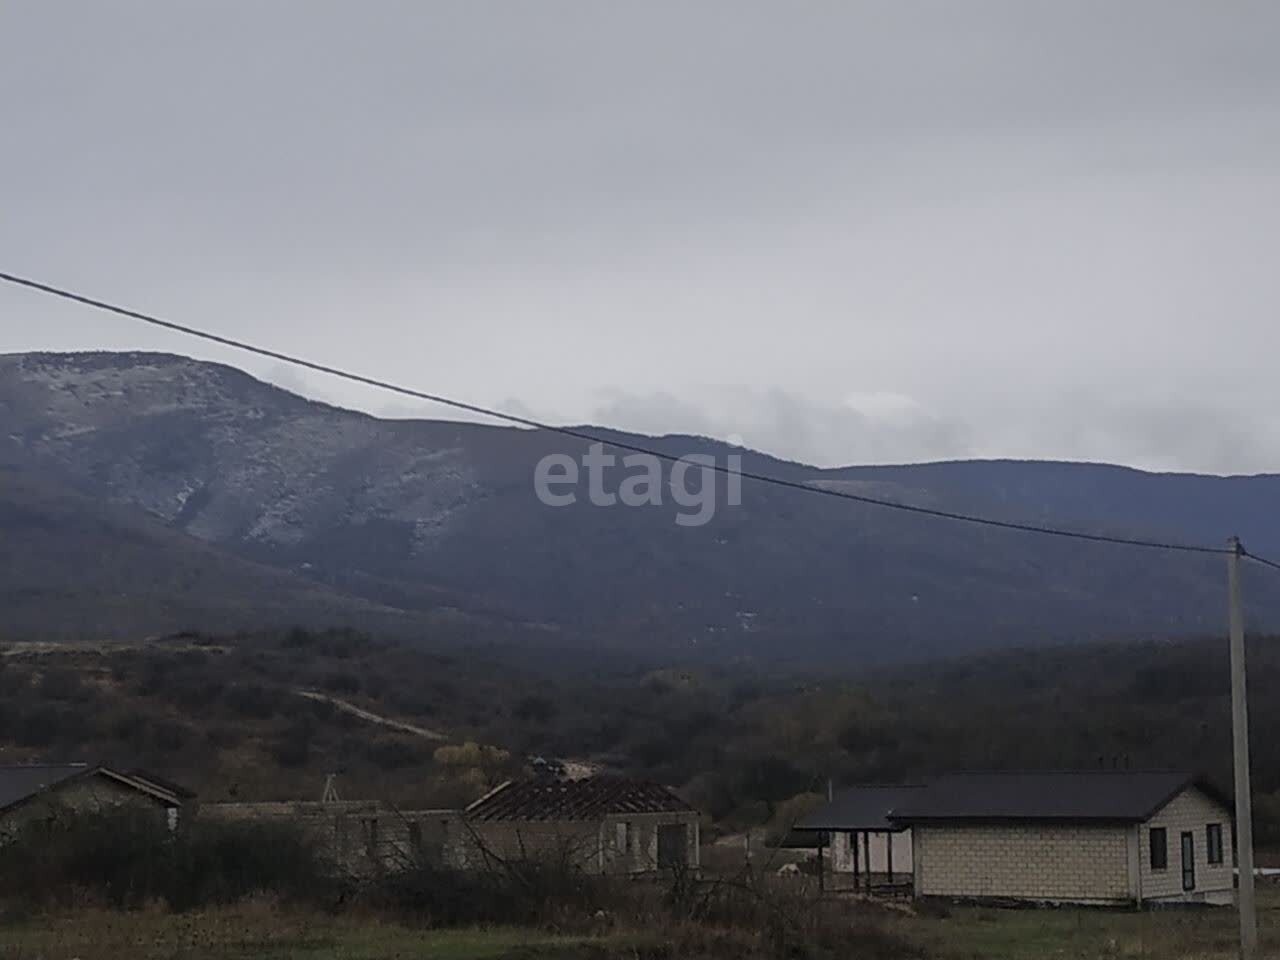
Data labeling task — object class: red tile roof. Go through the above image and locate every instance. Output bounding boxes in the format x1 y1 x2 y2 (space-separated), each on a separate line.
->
465 777 693 822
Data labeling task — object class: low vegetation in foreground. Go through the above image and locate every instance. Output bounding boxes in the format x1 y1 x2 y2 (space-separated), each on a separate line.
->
3 628 1280 957
1 809 1277 960
1 889 1277 960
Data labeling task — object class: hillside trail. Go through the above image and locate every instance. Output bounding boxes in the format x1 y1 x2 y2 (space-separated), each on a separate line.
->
294 689 447 741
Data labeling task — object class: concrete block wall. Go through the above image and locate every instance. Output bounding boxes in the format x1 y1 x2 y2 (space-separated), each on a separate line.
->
450 811 699 875
204 801 455 876
202 803 700 878
618 811 700 873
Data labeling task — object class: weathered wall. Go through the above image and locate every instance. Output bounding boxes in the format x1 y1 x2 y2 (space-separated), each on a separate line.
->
452 812 700 875
913 822 1130 903
448 819 602 871
202 803 699 877
203 802 453 876
0 772 174 840
614 811 700 874
1138 786 1234 903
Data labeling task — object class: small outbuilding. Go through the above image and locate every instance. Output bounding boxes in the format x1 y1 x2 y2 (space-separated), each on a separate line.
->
0 763 192 837
458 777 699 875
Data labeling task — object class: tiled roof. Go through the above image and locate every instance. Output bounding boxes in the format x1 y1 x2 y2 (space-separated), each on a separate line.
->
465 777 693 822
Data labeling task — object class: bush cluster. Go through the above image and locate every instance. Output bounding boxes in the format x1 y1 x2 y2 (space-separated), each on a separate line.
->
0 808 919 959
0 808 331 911
364 856 616 928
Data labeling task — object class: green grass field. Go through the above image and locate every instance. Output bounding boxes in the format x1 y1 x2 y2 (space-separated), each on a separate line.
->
0 905 607 960
887 886 1280 960
1 889 1276 960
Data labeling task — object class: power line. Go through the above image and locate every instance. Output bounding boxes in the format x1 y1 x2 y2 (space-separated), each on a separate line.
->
0 270 1237 558
1240 547 1280 573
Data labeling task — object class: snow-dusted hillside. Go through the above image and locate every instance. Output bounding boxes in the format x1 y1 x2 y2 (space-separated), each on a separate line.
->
3 352 482 549
5 351 1280 661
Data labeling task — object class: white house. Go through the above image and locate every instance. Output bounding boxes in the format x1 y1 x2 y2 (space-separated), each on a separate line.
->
798 771 1235 906
892 771 1234 906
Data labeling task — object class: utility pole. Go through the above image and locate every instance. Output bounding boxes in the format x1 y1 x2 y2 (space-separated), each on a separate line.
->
1228 536 1258 960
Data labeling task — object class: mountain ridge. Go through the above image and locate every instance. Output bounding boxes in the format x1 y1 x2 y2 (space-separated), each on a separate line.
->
2 350 1277 661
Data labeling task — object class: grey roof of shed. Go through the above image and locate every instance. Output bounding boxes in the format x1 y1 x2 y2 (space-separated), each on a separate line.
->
888 771 1228 825
796 785 928 833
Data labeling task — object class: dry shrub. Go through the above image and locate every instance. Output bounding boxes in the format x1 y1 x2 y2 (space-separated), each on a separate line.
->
0 807 331 911
656 870 921 960
361 855 624 929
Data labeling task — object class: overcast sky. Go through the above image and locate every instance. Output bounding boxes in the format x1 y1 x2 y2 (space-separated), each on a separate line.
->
3 2 1278 473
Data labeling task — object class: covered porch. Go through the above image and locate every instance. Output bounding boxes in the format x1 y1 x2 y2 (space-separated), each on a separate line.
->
789 784 924 897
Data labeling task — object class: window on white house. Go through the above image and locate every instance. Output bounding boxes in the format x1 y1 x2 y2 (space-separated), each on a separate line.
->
1181 831 1196 891
616 821 630 852
1206 823 1224 865
1149 827 1167 870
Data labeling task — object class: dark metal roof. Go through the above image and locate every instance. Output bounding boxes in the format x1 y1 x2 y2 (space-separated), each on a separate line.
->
465 777 693 822
790 773 1228 830
888 771 1229 824
775 828 828 848
0 764 92 811
796 785 928 833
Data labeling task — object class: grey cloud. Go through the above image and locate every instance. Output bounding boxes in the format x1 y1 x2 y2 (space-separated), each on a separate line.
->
592 387 973 467
593 387 1279 477
3 2 1279 475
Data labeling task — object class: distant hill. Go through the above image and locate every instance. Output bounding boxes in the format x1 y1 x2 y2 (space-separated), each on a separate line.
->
3 626 1279 842
0 457 494 643
2 350 1278 662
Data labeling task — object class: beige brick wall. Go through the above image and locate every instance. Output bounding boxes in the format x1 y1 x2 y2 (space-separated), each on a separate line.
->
1138 786 1233 902
914 822 1131 902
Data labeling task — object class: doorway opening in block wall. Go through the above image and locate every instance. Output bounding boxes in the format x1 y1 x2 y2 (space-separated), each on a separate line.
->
657 824 687 868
